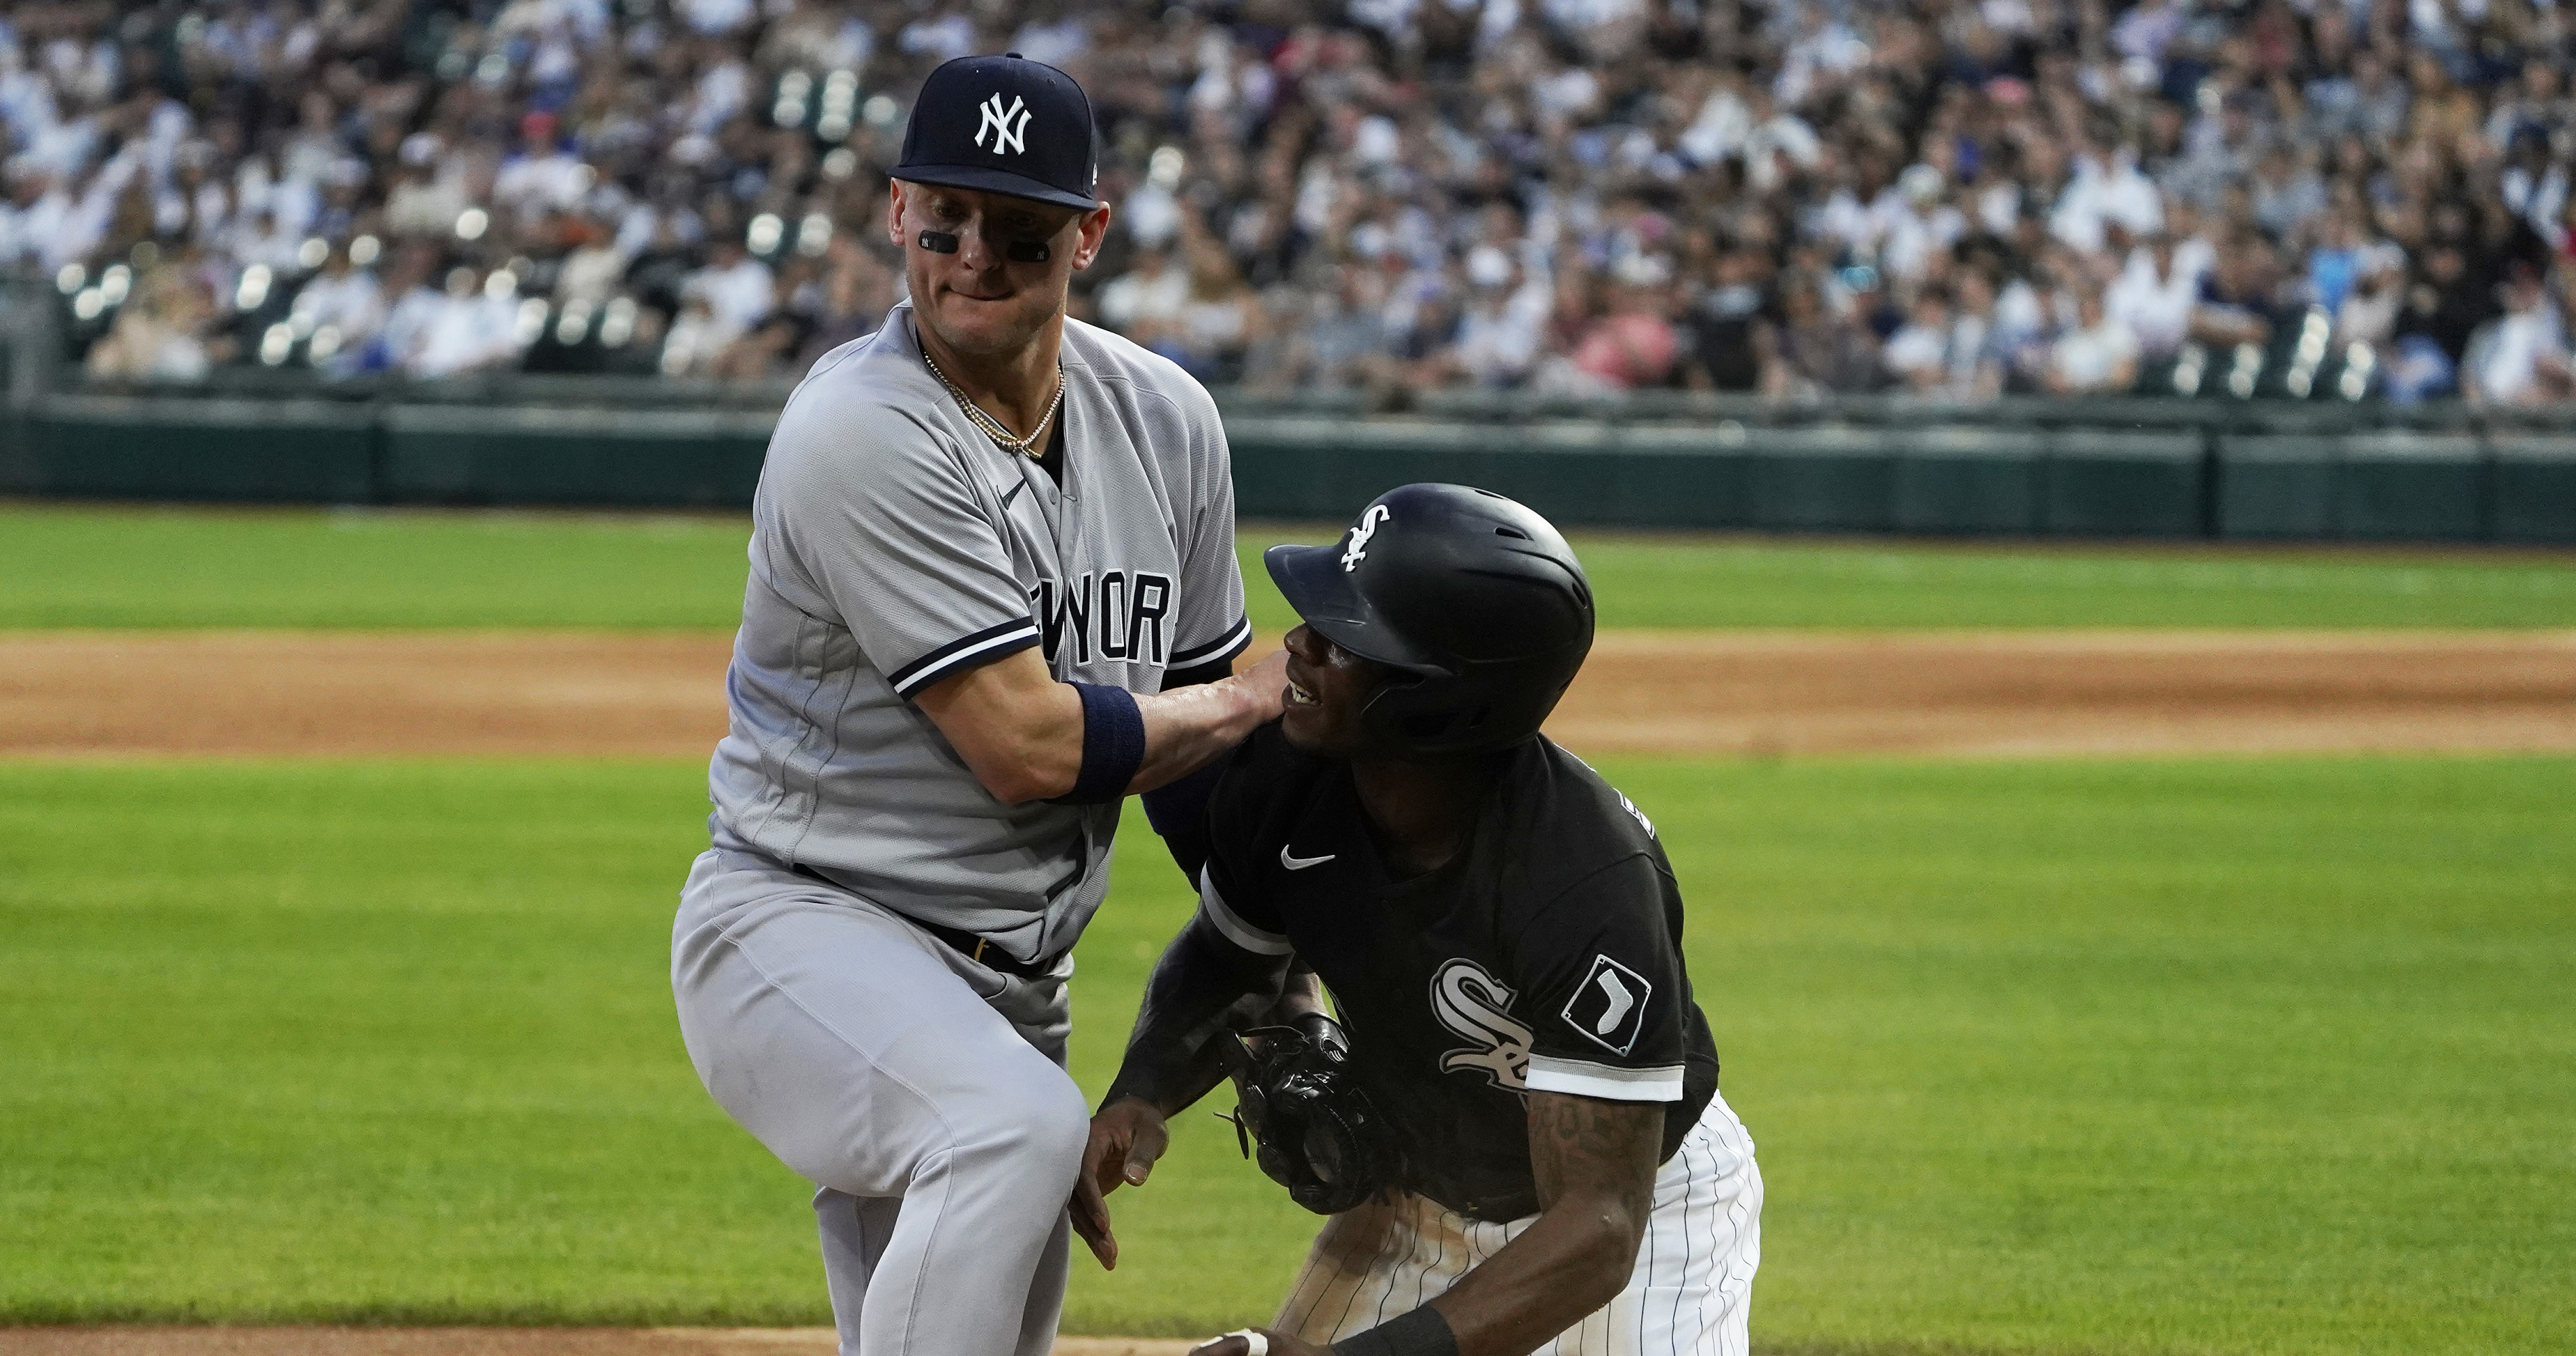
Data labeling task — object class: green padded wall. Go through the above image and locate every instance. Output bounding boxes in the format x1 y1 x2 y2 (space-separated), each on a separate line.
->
1746 426 1891 531
1229 419 1506 521
1224 416 1364 519
1226 419 1755 528
1596 424 1752 529
2217 435 2337 538
1887 426 2042 534
27 395 376 502
18 393 2565 548
2045 431 2206 537
379 405 771 508
2337 431 2485 541
0 410 29 494
2489 435 2576 544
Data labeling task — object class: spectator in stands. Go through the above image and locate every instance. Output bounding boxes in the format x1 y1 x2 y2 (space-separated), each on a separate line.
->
552 212 628 309
2337 243 2409 349
1943 269 2007 401
382 136 467 242
1152 242 1263 382
361 245 444 376
83 269 218 382
1767 280 1880 399
0 161 49 269
2248 145 2329 247
1881 288 1954 394
291 242 387 360
1562 260 1683 393
2192 235 2287 351
661 292 732 378
682 239 775 341
2109 233 2202 361
1095 248 1188 347
1262 263 1397 394
2463 264 2572 405
2045 287 2142 396
408 264 523 379
2399 242 2501 366
492 113 590 230
792 239 895 370
710 308 806 382
2 0 2569 402
1681 242 1772 393
1436 249 1552 389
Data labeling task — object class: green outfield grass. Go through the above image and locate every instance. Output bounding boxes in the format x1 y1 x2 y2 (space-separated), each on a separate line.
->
3 504 2572 631
2 756 2567 1353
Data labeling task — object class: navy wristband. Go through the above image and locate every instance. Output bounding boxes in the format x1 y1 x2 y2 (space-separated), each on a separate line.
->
1333 1308 1457 1356
1049 681 1146 805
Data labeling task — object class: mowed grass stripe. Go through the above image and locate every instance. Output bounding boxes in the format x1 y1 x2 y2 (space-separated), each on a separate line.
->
3 757 2569 1353
2 504 2571 631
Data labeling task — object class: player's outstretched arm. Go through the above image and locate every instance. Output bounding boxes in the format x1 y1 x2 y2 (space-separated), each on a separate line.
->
914 647 1287 805
1071 911 1293 1269
1192 1092 1662 1356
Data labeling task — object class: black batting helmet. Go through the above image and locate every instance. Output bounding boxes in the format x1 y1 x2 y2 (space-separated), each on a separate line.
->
1265 483 1594 755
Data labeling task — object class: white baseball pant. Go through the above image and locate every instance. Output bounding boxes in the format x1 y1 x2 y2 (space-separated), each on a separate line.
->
672 845 1088 1356
1272 1092 1761 1356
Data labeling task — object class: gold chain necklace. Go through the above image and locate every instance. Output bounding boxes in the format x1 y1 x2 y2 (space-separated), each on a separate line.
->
922 350 1064 458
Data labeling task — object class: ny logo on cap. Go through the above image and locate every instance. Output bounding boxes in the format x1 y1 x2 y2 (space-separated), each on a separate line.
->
974 93 1031 155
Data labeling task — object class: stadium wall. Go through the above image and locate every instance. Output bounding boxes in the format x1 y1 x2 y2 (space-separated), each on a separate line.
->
2 391 2572 544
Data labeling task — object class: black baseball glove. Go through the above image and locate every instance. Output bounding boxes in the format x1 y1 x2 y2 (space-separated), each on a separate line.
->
1220 1012 1390 1216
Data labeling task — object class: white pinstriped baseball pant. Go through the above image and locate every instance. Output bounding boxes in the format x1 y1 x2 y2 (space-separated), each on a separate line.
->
1272 1092 1761 1355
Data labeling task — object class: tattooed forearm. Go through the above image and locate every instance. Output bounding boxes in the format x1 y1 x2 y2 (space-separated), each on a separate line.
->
1419 1092 1664 1355
1527 1092 1659 1224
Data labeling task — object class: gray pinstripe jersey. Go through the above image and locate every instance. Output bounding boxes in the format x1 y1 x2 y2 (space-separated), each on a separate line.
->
707 304 1251 962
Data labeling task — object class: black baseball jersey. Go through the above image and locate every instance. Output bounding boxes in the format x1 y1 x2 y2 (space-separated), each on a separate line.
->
1197 723 1720 1222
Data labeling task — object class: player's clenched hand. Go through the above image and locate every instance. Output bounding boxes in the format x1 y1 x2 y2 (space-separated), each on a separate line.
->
1088 1095 1171 1192
1232 647 1290 717
1070 1096 1169 1270
1188 1328 1327 1356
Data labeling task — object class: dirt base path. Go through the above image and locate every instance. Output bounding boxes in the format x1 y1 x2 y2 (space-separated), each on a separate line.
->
3 630 2573 760
0 1332 1180 1356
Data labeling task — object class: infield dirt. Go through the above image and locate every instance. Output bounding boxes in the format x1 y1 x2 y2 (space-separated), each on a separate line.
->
3 629 2572 760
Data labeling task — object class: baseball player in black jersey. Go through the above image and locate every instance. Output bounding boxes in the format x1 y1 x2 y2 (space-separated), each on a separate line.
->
1070 485 1762 1356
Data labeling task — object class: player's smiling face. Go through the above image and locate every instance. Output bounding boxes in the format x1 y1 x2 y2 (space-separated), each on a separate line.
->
889 182 1110 357
1281 622 1392 759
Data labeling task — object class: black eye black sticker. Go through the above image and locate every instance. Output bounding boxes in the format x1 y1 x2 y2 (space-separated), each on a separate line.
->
917 229 1046 262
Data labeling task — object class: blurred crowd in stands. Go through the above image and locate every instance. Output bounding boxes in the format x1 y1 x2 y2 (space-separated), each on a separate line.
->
4 0 2575 402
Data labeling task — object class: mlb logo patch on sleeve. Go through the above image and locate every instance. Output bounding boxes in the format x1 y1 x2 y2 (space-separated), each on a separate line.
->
1561 954 1652 1056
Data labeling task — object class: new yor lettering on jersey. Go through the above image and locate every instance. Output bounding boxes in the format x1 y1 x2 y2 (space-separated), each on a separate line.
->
974 93 1031 155
1340 504 1392 572
1431 959 1533 1091
1030 570 1174 666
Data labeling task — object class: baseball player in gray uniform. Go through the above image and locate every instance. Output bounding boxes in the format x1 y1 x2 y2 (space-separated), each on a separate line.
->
670 54 1285 1356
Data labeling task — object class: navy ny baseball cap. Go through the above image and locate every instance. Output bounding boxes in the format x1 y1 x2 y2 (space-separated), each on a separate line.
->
895 54 1100 211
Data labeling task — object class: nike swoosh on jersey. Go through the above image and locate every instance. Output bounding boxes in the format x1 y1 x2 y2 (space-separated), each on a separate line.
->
1280 845 1337 871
